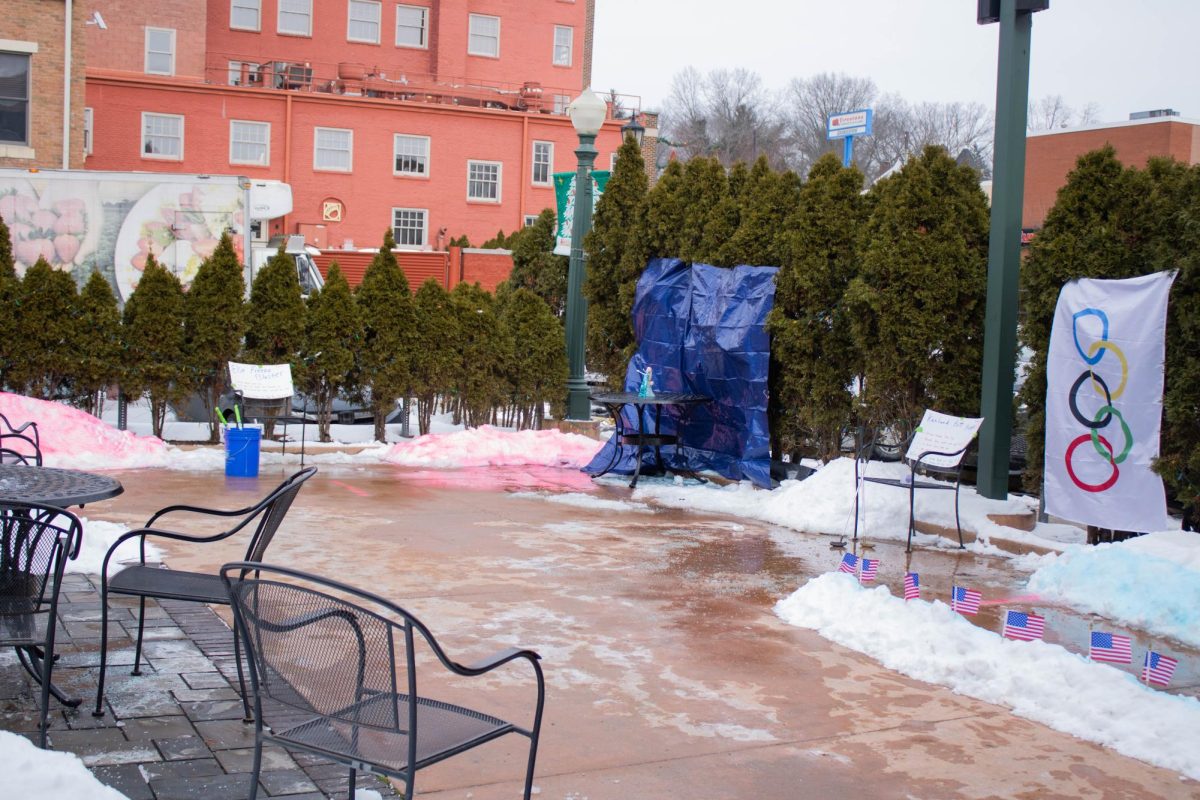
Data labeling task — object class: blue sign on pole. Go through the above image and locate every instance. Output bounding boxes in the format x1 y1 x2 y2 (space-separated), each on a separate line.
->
827 108 874 167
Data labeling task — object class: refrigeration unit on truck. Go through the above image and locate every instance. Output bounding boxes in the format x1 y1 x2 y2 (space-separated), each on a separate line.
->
0 168 323 301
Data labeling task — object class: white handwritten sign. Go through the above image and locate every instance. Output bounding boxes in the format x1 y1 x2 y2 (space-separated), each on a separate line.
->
905 410 983 469
228 362 294 400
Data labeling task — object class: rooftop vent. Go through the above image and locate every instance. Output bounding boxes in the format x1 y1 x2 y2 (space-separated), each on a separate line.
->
1129 109 1180 120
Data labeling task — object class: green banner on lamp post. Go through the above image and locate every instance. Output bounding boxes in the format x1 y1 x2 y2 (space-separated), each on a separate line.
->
553 170 610 256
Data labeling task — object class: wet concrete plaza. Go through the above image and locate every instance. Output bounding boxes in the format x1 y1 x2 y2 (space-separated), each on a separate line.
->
8 461 1200 798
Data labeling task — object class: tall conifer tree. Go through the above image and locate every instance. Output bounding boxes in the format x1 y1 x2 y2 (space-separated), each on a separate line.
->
76 271 123 416
184 232 246 441
11 258 80 399
410 278 460 434
123 254 187 437
357 230 415 441
301 262 361 441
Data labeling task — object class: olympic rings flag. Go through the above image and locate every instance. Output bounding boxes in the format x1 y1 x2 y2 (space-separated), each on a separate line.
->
1044 271 1175 532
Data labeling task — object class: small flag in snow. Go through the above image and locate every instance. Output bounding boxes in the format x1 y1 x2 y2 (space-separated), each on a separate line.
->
837 553 858 574
858 558 878 584
1089 631 1132 664
1142 651 1179 687
950 586 981 615
903 572 920 600
1002 610 1045 642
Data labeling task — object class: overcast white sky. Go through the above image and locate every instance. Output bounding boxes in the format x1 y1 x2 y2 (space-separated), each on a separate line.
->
592 1 1200 123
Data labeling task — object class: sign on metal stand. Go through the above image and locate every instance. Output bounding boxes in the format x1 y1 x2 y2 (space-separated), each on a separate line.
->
827 109 874 168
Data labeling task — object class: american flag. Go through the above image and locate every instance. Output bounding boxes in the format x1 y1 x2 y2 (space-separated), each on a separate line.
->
859 558 878 584
1002 610 1045 641
950 586 981 615
903 572 920 600
837 553 858 574
1089 631 1132 664
1142 651 1179 687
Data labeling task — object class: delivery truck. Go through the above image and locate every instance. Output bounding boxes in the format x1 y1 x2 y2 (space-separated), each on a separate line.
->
0 168 323 301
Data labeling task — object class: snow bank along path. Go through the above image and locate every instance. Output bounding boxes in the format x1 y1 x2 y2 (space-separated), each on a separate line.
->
384 425 603 469
0 392 168 470
0 730 129 798
776 573 1200 780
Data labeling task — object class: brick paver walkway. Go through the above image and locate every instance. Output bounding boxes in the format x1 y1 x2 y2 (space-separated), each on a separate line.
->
0 572 396 799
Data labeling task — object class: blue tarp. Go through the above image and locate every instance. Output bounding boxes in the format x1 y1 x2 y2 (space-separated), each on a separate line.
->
584 258 778 487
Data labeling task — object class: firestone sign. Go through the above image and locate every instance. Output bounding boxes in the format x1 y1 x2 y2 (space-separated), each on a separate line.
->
827 109 874 139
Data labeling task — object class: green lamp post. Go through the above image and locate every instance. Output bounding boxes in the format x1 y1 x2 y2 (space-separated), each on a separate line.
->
564 88 607 421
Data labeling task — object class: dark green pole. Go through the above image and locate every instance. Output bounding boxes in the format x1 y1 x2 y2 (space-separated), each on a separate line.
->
565 133 597 420
977 0 1044 499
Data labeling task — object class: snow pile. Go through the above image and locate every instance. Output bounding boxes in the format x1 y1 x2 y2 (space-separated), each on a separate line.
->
383 425 603 469
70 518 162 576
511 491 653 513
0 730 129 799
633 458 1031 543
775 573 1200 780
0 392 168 470
1029 531 1200 648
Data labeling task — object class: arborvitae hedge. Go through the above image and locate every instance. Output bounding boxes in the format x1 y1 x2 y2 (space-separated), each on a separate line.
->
122 254 186 437
583 134 648 386
245 244 305 368
678 157 728 264
356 230 414 441
500 287 568 429
451 282 507 428
76 271 122 416
0 217 19 387
768 154 867 459
507 209 568 314
1020 148 1200 513
721 156 800 268
640 159 687 260
301 262 361 442
184 232 246 441
10 258 80 400
848 145 989 434
410 278 460 434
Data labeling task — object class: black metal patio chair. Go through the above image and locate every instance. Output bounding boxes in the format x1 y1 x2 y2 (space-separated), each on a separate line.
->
220 562 545 800
92 466 317 718
0 413 42 465
0 501 82 747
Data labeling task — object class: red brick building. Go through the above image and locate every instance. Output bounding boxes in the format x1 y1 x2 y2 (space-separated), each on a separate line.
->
1024 116 1200 229
61 0 625 251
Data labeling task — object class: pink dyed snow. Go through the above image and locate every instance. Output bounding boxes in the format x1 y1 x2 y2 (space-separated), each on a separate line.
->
0 392 169 470
383 425 603 469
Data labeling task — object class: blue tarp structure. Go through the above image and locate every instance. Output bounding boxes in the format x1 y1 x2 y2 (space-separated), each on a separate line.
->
584 258 778 487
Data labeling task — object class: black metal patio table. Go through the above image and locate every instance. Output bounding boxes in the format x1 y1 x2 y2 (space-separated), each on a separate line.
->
0 464 123 707
590 391 712 489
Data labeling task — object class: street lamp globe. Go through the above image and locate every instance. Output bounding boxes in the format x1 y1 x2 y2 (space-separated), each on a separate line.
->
567 88 607 136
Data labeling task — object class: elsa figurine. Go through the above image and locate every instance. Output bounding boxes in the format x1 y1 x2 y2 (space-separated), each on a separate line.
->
638 366 655 398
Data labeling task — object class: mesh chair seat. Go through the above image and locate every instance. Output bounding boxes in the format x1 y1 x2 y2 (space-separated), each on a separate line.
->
267 692 514 774
108 565 228 604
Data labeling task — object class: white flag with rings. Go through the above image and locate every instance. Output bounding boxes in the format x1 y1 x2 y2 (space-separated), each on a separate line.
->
1043 271 1175 532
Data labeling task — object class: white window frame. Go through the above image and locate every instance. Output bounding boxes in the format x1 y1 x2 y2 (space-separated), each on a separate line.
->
313 127 353 172
467 14 500 58
466 160 502 203
83 107 93 155
227 60 262 86
347 0 381 44
278 0 313 36
230 120 270 166
393 134 430 177
0 49 32 149
144 27 176 76
523 214 538 227
141 112 184 161
392 207 428 248
610 152 619 171
531 141 553 186
230 0 261 31
552 94 571 115
553 25 573 67
395 4 428 48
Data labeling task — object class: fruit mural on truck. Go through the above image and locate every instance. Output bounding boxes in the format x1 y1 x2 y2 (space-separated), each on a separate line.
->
0 177 243 302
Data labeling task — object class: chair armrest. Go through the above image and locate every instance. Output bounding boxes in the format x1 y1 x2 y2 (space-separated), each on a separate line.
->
146 502 262 527
912 445 970 471
452 647 542 676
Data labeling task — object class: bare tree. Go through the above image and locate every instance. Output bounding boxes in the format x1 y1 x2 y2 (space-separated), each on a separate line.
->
661 67 789 168
781 72 878 175
1028 94 1101 132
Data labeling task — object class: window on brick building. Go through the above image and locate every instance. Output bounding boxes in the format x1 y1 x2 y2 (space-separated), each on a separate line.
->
83 108 93 155
552 94 570 115
279 0 312 36
230 0 261 30
553 26 573 67
523 214 538 227
468 14 500 58
141 112 184 160
0 52 31 146
348 0 381 43
396 4 428 48
467 160 501 202
393 134 430 176
228 60 262 86
144 28 176 76
314 127 352 171
392 207 427 247
230 120 270 166
532 141 553 185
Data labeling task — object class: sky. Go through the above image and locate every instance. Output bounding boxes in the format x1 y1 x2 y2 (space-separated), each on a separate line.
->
592 0 1200 124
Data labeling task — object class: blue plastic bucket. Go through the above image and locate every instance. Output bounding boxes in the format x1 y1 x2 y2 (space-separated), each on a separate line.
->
224 427 261 478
